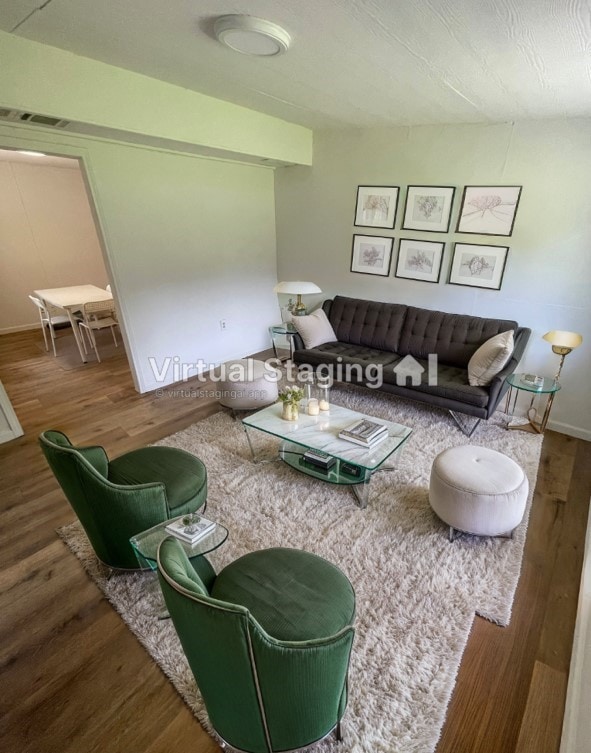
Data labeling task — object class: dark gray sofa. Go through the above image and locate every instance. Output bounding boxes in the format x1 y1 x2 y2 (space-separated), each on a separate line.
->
292 296 530 434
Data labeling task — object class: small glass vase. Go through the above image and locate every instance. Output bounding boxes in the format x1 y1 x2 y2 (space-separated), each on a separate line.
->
282 402 299 421
317 375 331 412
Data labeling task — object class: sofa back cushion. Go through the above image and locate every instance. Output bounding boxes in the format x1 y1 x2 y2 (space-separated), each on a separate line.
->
326 296 407 352
398 306 518 368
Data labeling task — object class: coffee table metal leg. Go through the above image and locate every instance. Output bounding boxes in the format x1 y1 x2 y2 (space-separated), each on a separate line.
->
352 478 371 509
352 463 399 508
243 426 258 462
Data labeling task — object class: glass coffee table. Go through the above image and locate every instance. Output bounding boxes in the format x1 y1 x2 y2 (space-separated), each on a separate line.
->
242 403 412 508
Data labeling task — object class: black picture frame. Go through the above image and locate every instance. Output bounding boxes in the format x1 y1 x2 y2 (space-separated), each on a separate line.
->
401 186 456 233
395 239 445 283
456 185 522 236
354 186 400 229
448 242 509 290
350 234 394 276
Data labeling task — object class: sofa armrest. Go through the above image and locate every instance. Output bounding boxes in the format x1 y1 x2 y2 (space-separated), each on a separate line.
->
291 331 305 352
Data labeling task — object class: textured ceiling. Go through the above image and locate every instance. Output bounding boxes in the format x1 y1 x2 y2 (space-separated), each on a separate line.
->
2 0 591 129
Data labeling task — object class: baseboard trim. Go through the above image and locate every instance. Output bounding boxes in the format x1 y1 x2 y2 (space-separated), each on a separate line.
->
547 420 591 442
0 323 39 335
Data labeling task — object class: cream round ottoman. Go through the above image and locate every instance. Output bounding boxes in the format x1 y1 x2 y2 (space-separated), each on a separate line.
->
217 358 279 412
429 445 528 541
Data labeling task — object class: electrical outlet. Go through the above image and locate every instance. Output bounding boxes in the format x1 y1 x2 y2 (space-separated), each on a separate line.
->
219 319 227 331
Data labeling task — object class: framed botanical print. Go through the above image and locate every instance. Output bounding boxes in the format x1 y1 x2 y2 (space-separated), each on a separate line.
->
402 186 456 233
456 185 522 236
350 234 393 276
448 243 509 290
354 186 399 229
395 239 445 283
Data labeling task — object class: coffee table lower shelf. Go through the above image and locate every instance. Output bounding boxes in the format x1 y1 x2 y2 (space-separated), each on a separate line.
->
279 441 398 508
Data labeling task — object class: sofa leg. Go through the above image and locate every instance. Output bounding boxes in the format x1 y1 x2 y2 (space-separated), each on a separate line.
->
449 411 482 438
335 720 343 742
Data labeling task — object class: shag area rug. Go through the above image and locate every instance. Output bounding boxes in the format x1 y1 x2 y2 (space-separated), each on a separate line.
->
59 384 543 753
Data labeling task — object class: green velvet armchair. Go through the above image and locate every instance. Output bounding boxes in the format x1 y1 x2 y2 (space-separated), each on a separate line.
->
157 539 356 753
39 430 207 569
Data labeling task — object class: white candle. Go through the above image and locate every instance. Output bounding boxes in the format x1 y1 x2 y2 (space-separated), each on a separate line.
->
319 399 330 411
307 399 320 415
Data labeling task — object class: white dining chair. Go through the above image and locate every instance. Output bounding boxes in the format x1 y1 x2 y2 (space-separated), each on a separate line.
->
78 299 118 363
28 295 72 357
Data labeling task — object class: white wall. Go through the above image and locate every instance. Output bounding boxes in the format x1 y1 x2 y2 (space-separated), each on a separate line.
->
275 120 591 439
0 124 280 393
85 141 279 392
0 154 108 332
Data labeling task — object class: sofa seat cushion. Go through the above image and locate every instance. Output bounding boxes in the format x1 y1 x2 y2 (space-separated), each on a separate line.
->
211 548 355 641
108 446 207 511
382 359 489 408
293 342 401 368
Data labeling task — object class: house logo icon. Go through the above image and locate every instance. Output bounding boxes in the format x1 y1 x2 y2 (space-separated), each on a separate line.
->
392 354 438 386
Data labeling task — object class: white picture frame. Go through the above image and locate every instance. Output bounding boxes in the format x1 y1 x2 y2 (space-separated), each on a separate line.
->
448 243 509 290
402 186 456 233
350 235 393 276
456 185 522 236
395 239 445 283
354 186 400 229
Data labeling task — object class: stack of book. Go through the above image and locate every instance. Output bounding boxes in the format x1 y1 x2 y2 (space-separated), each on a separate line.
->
165 515 216 545
339 418 389 447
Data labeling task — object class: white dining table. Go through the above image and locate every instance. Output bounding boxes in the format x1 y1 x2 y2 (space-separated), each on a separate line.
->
34 285 113 363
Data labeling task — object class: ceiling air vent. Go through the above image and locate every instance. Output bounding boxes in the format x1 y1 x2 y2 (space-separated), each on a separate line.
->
0 109 70 128
0 108 21 120
19 112 70 128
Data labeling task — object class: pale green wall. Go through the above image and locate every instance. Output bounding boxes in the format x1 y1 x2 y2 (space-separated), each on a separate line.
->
0 123 279 392
0 31 312 165
275 120 591 438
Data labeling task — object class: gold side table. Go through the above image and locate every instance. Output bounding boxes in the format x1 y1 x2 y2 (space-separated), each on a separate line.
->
504 373 561 434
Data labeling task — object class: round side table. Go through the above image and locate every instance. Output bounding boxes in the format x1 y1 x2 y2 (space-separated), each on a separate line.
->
504 373 561 434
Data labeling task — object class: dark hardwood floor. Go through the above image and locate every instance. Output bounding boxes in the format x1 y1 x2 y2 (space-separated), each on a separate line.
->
0 329 589 753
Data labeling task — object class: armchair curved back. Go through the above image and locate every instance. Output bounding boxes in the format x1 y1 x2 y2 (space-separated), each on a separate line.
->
157 538 354 753
39 430 167 569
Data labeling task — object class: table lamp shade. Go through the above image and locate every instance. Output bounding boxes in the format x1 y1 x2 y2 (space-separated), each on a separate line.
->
273 281 322 295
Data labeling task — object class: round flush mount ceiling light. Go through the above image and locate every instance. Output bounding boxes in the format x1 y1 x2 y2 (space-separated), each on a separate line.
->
214 15 291 56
